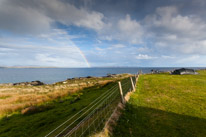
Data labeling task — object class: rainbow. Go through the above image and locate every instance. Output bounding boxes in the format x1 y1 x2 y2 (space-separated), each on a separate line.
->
75 46 91 67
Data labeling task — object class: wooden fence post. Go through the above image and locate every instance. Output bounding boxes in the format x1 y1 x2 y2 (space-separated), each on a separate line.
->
130 77 135 91
118 81 125 104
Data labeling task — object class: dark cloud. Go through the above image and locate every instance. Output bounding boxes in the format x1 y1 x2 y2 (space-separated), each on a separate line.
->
0 0 104 34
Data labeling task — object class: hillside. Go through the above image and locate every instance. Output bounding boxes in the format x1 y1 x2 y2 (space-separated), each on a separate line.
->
0 74 132 136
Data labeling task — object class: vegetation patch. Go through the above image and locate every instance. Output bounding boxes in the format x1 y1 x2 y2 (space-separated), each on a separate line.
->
0 76 131 137
0 95 11 99
21 105 54 115
113 70 206 137
0 74 131 117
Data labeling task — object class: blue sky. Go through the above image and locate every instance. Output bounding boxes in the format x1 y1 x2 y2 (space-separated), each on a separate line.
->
0 0 206 67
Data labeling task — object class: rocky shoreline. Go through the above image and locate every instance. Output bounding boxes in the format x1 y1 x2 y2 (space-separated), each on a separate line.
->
0 73 125 86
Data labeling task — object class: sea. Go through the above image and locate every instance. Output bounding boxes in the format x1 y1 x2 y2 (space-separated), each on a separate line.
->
0 67 204 84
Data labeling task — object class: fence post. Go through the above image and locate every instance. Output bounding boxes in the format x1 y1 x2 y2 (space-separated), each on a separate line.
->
130 77 135 91
136 74 139 83
118 81 125 104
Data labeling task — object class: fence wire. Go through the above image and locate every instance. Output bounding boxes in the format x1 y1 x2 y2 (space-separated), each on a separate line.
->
45 76 137 137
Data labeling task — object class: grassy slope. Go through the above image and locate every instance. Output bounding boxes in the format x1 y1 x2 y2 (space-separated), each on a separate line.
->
113 70 206 137
0 81 120 137
0 75 127 117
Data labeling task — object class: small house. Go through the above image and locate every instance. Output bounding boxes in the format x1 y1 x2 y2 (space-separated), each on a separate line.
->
171 68 197 75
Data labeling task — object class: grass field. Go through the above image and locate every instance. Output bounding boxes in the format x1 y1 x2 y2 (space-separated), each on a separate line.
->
113 70 206 137
0 74 131 137
0 81 118 137
0 74 130 118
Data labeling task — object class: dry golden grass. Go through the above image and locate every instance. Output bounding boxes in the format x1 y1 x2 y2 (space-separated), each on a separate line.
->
0 74 131 117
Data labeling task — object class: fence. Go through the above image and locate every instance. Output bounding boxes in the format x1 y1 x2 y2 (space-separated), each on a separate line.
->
45 75 138 137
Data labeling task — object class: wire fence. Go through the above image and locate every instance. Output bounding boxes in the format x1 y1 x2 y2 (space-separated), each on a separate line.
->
45 76 138 137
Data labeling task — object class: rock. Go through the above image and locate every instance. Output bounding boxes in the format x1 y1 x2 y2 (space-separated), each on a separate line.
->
13 80 44 86
86 76 93 78
30 81 44 86
72 77 79 80
107 73 117 77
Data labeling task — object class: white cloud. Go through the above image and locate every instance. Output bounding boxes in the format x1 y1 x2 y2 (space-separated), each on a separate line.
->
34 53 88 67
95 47 104 51
176 55 200 64
174 55 206 66
136 54 157 60
110 44 126 48
74 10 104 30
36 54 60 63
98 14 144 44
145 6 201 35
174 40 206 55
117 15 143 44
0 29 90 67
94 44 126 52
161 55 175 59
144 6 206 55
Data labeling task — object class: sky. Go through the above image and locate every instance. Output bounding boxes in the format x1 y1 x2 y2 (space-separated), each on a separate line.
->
0 0 206 67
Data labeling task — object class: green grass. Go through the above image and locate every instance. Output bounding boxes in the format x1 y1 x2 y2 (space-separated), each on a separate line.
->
0 80 122 137
113 70 206 137
0 96 10 99
0 73 131 117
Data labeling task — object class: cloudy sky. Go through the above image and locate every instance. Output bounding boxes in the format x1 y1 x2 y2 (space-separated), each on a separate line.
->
0 0 206 67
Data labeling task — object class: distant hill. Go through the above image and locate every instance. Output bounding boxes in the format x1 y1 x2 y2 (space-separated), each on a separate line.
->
0 66 58 68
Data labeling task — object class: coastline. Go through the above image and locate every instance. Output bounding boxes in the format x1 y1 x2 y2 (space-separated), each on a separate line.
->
0 67 205 84
0 73 132 117
0 73 129 85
